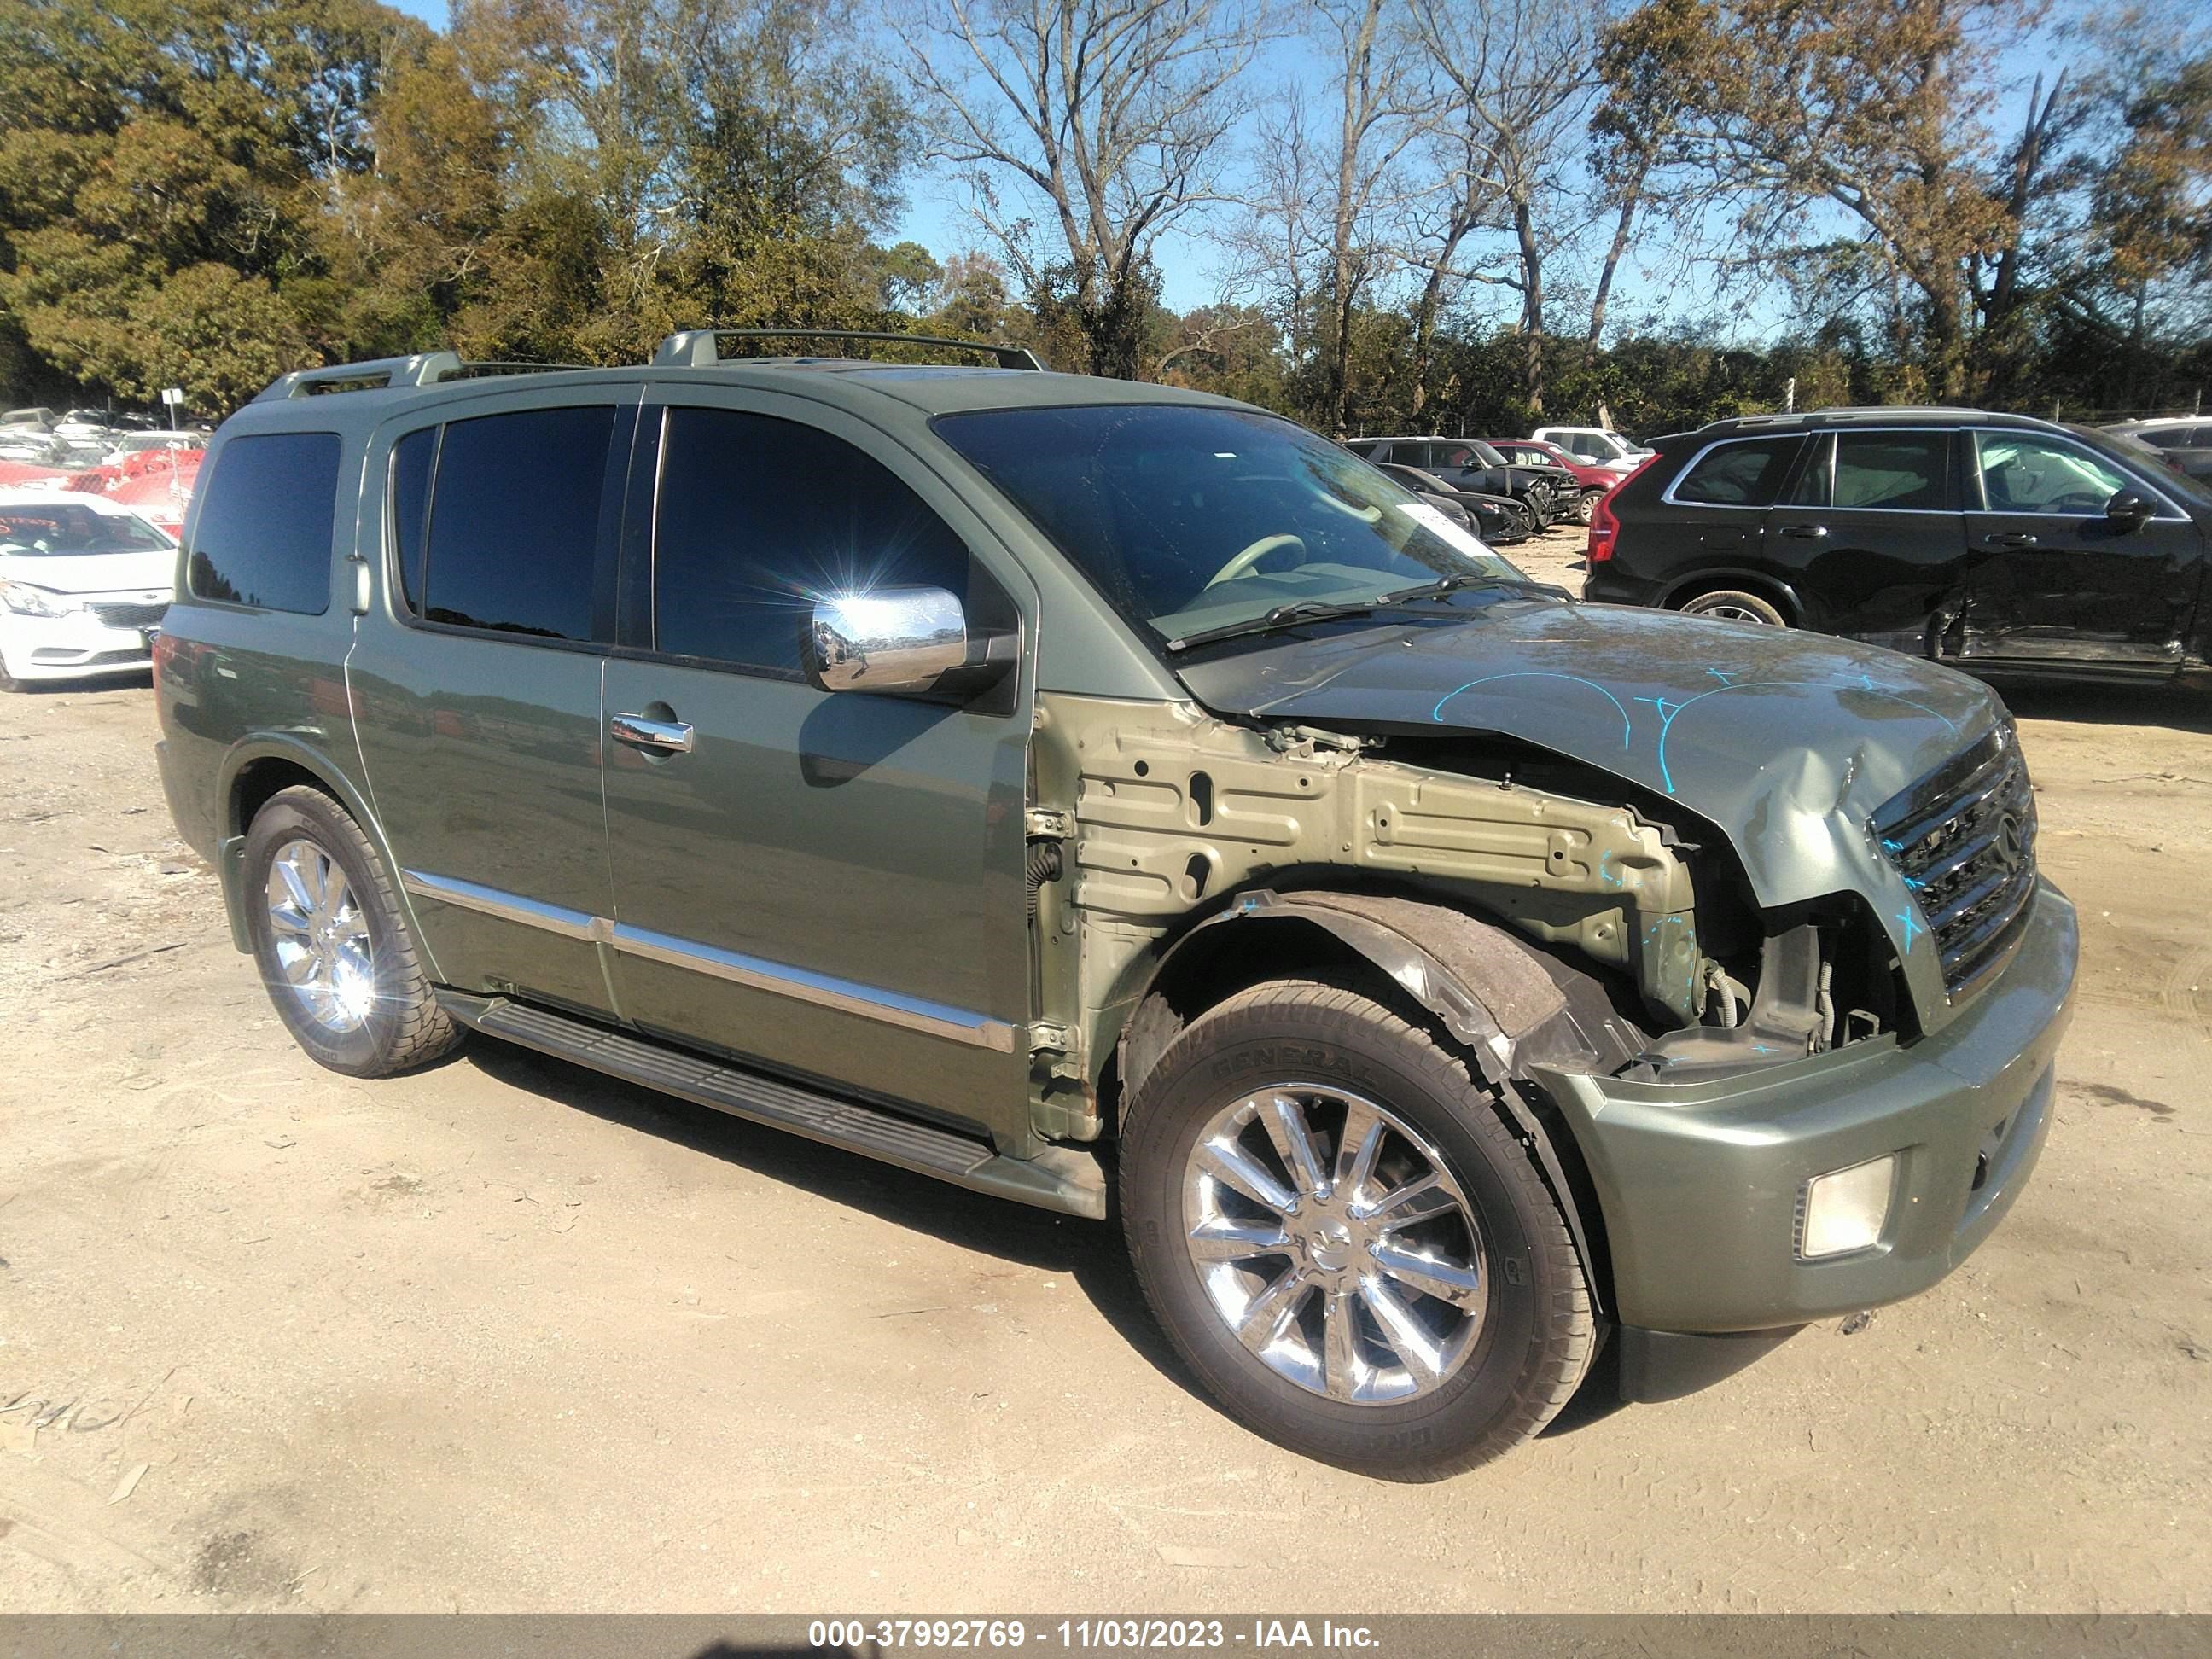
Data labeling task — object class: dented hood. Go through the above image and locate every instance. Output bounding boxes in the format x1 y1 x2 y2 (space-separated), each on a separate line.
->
1173 596 2004 914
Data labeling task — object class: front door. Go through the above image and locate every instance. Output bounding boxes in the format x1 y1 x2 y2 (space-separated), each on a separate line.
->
597 391 1036 1138
351 391 638 1017
1956 428 2203 670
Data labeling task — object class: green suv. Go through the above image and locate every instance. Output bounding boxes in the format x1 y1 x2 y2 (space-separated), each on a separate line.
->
154 331 2077 1478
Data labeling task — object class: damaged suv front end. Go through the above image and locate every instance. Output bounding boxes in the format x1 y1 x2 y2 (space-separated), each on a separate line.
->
944 400 2076 1408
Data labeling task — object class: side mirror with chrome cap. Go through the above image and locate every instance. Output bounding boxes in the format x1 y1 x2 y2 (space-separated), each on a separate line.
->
801 585 1012 701
2104 491 2154 532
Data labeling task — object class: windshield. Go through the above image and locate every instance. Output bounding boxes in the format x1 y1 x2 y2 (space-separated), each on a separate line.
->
0 503 172 556
2072 426 2212 512
934 405 1525 645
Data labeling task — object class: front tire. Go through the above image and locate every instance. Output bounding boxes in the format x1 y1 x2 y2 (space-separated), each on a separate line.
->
1122 978 1596 1480
242 784 462 1077
1571 486 1606 526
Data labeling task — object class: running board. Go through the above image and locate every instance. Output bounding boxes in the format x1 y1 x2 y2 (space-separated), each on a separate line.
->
436 992 1108 1220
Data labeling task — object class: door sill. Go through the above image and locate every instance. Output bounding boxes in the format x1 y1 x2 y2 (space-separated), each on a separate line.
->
437 991 1108 1220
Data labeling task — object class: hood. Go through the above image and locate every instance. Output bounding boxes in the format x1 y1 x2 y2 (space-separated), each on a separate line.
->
0 547 177 597
1173 595 2002 914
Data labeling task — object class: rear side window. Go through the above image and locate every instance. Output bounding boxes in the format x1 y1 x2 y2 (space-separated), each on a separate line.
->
1672 438 1803 506
651 406 980 675
419 406 615 641
187 432 339 613
1825 432 1951 510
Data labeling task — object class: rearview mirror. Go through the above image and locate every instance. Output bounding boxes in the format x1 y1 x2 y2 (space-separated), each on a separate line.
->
2105 492 2154 532
802 585 969 696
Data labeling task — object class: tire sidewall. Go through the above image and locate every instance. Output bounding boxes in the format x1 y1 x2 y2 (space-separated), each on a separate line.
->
242 793 409 1075
1124 997 1570 1475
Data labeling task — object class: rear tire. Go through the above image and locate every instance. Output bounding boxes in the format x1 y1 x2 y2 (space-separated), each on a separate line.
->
1121 978 1597 1480
1678 587 1788 626
242 784 462 1077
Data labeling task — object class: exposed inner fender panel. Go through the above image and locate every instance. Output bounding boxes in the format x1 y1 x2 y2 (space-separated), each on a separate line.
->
1157 889 1646 1084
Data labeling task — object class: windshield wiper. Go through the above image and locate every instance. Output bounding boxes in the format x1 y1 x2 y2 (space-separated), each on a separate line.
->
1379 571 1565 604
1165 597 1384 654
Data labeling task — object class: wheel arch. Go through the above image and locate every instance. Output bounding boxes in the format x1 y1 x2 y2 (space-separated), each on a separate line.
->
1657 568 1806 626
215 737 436 976
1116 889 1619 1317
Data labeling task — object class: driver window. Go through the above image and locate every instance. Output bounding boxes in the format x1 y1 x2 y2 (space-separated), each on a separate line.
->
1976 434 2130 516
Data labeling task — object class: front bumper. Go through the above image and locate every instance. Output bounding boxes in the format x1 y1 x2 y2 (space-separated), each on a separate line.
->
1535 877 2077 1333
0 608 160 680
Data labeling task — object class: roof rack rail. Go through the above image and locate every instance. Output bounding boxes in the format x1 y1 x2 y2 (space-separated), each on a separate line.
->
253 354 588 403
652 328 1045 372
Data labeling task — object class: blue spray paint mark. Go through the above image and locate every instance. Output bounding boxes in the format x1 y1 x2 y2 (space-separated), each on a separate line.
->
1432 672 1633 749
1895 906 1924 952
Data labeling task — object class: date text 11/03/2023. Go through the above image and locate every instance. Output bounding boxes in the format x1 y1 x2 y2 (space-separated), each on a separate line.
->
807 1620 1382 1651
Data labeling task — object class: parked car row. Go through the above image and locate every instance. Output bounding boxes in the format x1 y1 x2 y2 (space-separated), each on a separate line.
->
0 405 205 473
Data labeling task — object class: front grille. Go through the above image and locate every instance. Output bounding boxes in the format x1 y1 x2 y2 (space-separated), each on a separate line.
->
1871 723 2040 1000
87 600 168 630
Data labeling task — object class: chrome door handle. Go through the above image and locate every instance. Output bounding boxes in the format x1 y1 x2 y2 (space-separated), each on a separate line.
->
609 712 694 754
1780 524 1829 540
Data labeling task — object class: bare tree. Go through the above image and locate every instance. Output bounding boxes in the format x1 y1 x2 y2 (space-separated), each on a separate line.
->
895 0 1272 377
1411 0 1605 416
1298 1 1440 434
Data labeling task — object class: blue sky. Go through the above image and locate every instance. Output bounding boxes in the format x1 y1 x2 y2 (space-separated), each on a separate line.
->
380 1 2077 333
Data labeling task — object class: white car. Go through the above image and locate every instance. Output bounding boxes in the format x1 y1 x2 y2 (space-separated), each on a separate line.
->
0 491 178 690
1528 424 1653 475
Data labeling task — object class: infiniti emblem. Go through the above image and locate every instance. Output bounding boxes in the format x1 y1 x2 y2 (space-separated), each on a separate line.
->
1994 813 2026 872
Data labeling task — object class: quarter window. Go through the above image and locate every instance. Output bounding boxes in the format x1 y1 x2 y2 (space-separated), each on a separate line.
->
1826 432 1951 511
390 426 434 615
650 407 979 675
417 406 616 641
187 432 339 613
1674 438 1804 506
1976 434 2132 515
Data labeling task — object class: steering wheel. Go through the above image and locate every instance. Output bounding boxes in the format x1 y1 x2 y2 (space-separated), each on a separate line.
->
1203 533 1306 589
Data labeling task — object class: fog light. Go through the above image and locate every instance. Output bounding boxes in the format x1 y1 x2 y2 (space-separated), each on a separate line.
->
1799 1155 1896 1259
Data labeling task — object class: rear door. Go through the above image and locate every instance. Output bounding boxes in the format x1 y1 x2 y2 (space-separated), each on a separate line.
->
351 389 638 1017
596 388 1036 1138
1767 428 1965 649
1656 433 1804 567
1956 428 2203 670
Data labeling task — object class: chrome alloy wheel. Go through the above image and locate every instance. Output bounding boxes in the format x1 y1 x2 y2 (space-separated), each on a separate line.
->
1690 599 1773 624
264 837 375 1033
1181 1086 1487 1405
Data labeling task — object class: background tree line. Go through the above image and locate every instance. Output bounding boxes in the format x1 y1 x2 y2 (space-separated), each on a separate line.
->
2 0 2205 438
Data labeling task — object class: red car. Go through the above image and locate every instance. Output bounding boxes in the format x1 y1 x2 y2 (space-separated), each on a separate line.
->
1482 439 1617 523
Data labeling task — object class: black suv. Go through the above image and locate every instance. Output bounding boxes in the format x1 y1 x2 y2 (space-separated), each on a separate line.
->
1586 406 2212 683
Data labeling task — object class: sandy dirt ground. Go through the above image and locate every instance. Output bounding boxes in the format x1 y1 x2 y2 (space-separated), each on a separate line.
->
3 524 2208 1613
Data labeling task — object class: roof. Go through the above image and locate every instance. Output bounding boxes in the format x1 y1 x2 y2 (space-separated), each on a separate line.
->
228 330 1251 431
